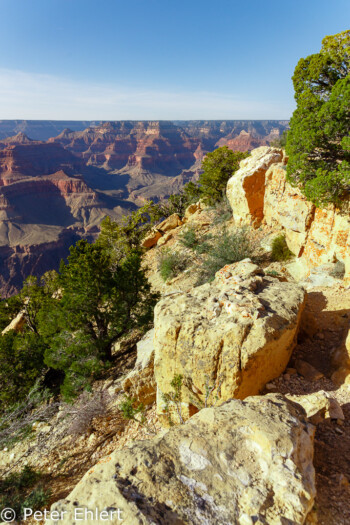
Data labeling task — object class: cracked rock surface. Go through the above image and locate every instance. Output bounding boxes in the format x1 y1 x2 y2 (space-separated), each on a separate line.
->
46 394 315 525
153 259 306 421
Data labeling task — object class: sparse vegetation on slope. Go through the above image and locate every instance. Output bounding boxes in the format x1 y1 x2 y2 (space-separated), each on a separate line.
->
196 228 256 284
157 248 190 281
0 466 50 521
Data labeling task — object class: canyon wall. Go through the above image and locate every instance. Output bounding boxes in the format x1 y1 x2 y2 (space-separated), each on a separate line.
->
0 122 289 296
227 147 350 282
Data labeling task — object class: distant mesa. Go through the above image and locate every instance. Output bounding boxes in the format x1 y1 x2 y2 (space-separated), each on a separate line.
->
2 132 34 144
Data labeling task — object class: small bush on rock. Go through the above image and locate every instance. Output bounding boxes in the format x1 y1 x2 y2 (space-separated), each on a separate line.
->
161 374 184 426
196 228 255 284
158 249 190 281
271 235 294 262
179 227 212 254
119 396 155 434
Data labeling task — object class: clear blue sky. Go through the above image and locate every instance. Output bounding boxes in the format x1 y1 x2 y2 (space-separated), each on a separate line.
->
0 0 348 120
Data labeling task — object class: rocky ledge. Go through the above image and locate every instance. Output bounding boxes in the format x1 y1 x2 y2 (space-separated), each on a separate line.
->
46 394 315 525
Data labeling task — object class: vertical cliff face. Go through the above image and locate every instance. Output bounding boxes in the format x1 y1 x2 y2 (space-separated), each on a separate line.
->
226 146 350 282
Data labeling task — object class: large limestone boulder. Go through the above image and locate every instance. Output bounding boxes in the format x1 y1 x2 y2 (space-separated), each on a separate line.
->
154 259 305 421
141 214 183 249
302 205 350 280
286 391 344 424
226 147 350 282
226 147 283 227
46 394 315 525
122 329 156 405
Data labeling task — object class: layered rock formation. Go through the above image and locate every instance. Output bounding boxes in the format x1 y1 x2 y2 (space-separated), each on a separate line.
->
227 147 350 282
46 394 315 525
153 259 305 421
0 122 289 296
0 138 129 295
0 120 98 141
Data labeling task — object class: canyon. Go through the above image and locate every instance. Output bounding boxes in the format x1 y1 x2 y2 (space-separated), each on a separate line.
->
0 120 288 296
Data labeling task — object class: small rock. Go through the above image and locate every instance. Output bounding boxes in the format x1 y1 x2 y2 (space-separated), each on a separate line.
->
335 427 343 435
286 367 297 375
265 383 278 391
295 359 324 381
316 333 325 340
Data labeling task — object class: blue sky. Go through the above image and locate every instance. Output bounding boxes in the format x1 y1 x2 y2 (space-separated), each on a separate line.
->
0 0 348 120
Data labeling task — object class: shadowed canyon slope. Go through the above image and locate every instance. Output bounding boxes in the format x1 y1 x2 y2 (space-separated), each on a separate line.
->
0 120 288 296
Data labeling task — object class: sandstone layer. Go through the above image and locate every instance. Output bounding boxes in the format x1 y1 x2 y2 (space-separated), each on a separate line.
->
226 147 283 227
122 329 156 406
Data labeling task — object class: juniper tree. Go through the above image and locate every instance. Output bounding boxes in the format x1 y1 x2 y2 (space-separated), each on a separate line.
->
286 30 350 205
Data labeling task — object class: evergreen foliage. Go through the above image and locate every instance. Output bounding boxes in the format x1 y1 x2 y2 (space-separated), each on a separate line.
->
270 235 294 262
286 30 350 205
199 146 249 204
97 201 164 260
0 332 45 406
42 241 158 399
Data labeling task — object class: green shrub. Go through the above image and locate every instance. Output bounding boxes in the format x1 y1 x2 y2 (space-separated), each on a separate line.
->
179 226 198 249
196 228 255 285
119 396 155 434
41 242 158 400
199 147 249 204
158 249 190 281
0 331 47 409
286 30 350 205
161 374 184 425
179 227 212 254
270 235 294 262
266 270 280 277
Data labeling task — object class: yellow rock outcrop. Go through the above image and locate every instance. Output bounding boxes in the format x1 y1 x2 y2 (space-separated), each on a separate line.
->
153 259 305 422
227 147 350 281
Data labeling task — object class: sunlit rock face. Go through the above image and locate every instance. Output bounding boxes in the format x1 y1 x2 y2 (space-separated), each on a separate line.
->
46 394 315 525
